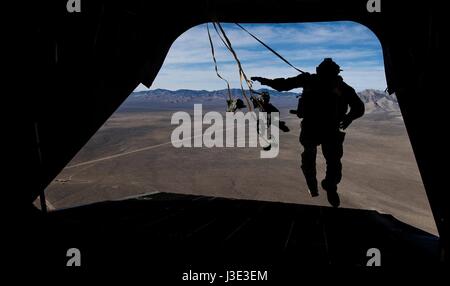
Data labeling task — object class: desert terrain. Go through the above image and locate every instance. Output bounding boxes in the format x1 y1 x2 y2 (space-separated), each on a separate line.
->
43 89 438 235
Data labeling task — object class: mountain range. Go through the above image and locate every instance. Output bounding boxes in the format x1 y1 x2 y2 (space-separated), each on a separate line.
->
128 88 399 114
130 88 298 103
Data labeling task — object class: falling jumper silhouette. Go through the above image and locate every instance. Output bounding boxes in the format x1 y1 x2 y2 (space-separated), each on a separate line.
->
252 58 365 207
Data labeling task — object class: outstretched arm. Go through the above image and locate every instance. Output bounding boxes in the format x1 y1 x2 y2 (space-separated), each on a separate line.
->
252 73 310 92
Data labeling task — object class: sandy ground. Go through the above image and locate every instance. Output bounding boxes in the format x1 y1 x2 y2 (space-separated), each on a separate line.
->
44 101 438 235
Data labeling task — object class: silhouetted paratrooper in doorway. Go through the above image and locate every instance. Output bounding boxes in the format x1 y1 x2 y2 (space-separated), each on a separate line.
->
252 58 365 207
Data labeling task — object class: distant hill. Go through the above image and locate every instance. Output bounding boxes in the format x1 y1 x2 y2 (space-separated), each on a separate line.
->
358 89 399 114
128 88 400 114
129 88 298 104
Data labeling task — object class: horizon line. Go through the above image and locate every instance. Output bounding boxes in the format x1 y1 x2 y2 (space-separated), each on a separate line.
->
133 87 386 93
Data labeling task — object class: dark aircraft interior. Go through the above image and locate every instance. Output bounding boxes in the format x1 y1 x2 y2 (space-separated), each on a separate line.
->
9 0 448 275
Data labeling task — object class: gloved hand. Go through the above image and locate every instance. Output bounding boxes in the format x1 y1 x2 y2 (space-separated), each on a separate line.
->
339 116 353 130
279 121 290 132
289 109 303 118
251 77 270 85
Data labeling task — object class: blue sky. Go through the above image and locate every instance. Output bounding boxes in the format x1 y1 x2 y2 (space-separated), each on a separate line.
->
135 21 386 92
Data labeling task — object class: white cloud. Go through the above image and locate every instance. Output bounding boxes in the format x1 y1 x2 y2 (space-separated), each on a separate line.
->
136 22 386 92
178 23 378 48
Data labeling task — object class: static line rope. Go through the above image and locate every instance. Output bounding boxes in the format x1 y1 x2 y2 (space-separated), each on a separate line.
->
207 23 232 101
235 23 305 74
207 22 264 112
212 22 255 111
209 23 248 107
207 22 275 146
211 22 273 112
211 22 278 146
